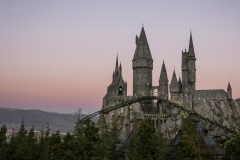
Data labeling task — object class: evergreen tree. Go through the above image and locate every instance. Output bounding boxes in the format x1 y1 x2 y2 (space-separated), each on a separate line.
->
92 116 121 160
222 133 240 160
46 130 63 160
82 117 99 159
92 130 110 160
176 117 206 160
37 125 50 160
107 117 121 159
152 128 168 160
61 132 76 160
13 118 28 159
128 117 168 160
24 125 38 159
0 125 7 143
0 125 8 160
5 128 17 159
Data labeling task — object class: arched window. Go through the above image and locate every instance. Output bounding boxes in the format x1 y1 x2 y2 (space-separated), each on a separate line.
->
118 86 123 95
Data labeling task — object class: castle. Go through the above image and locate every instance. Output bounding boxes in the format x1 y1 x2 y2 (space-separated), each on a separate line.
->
102 26 233 113
100 27 239 159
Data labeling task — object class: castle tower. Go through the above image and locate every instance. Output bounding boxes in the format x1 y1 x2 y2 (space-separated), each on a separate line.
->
159 60 169 99
227 82 232 100
102 55 127 108
132 26 153 113
187 31 196 92
182 48 188 95
170 69 179 101
178 76 182 93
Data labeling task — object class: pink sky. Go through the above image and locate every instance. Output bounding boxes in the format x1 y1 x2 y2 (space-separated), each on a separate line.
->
0 1 240 114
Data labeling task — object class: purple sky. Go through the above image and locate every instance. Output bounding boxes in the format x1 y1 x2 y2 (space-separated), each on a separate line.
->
0 1 240 114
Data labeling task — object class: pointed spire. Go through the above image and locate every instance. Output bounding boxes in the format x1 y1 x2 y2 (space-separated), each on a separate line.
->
139 26 148 43
159 60 168 82
188 31 195 54
178 75 182 84
170 69 178 85
228 82 232 90
119 62 122 76
115 54 119 73
178 75 182 92
133 26 152 60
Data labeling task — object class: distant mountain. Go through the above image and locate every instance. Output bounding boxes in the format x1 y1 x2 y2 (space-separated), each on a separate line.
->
0 108 99 133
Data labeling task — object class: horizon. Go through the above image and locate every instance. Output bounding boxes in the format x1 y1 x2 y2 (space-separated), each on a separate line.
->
1 1 240 114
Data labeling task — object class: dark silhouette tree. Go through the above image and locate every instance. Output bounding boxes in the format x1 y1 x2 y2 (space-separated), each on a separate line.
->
222 133 240 160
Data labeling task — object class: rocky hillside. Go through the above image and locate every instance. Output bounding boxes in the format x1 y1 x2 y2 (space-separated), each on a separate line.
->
0 108 99 132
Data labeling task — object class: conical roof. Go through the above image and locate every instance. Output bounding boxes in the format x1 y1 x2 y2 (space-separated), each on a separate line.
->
178 76 182 92
188 31 195 54
227 82 232 90
133 27 152 60
115 55 119 73
170 69 178 85
178 76 182 85
159 61 168 82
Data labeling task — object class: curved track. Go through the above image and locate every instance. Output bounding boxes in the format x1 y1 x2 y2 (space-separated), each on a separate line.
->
80 94 238 135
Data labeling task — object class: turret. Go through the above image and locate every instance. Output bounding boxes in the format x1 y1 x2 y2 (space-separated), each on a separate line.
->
159 60 168 99
178 76 182 93
119 62 122 76
170 69 179 93
182 49 188 94
132 26 153 113
112 70 115 81
187 31 196 92
227 82 232 99
115 55 119 75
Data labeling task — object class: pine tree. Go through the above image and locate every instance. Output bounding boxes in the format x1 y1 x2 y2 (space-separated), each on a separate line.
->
13 118 29 159
176 117 206 160
92 115 121 160
61 132 76 160
0 125 8 160
128 117 168 160
24 125 38 159
0 125 7 143
37 125 50 160
46 130 63 160
83 117 99 159
222 133 240 160
152 128 168 160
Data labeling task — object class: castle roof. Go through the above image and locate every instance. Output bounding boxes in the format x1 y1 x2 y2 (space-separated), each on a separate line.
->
188 31 195 55
170 69 178 86
178 76 182 85
115 55 119 74
227 82 232 90
159 60 168 82
178 76 182 92
193 89 227 95
133 27 153 60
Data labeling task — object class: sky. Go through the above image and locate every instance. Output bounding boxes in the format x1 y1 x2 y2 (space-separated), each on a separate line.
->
0 1 240 114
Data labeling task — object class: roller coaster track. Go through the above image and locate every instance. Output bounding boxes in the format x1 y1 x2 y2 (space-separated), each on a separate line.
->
80 94 238 135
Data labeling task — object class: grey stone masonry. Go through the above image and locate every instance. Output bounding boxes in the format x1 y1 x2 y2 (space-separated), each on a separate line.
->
227 82 232 99
102 55 127 108
132 27 153 113
159 61 169 99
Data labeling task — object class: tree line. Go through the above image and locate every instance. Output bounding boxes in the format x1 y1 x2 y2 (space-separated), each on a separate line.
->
0 115 239 160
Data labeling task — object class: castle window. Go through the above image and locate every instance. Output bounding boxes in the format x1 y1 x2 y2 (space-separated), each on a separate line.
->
118 86 123 96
